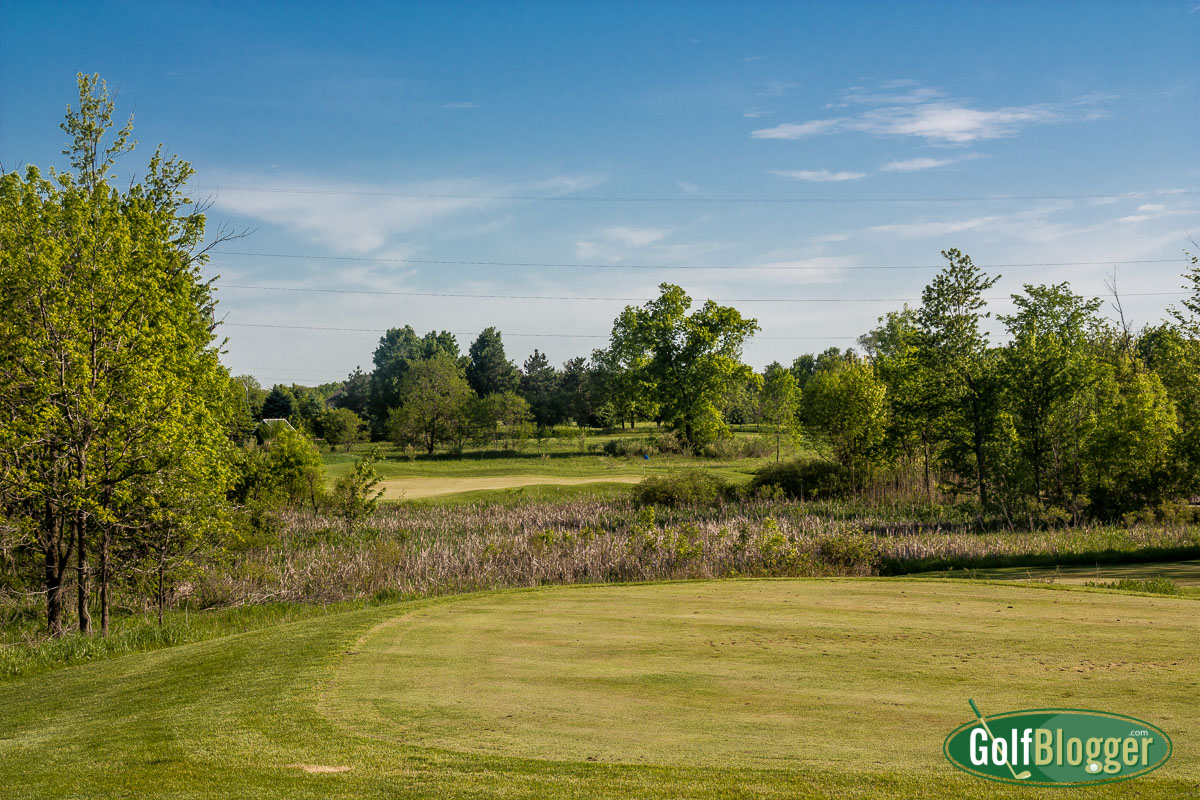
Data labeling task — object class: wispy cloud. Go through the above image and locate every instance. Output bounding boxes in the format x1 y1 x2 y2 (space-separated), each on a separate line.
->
441 101 479 110
880 155 976 172
758 80 799 97
210 173 603 254
743 110 771 119
752 82 1109 144
769 169 867 182
575 226 672 260
751 119 843 139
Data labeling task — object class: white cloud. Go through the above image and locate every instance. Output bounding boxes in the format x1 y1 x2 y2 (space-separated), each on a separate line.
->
441 101 479 110
769 169 867 182
880 156 957 172
869 215 1004 238
743 110 771 119
676 181 702 195
210 173 604 254
1138 203 1167 213
752 82 1108 144
751 119 844 139
575 226 672 260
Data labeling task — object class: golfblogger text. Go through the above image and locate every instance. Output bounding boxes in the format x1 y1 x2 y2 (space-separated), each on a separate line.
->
970 727 1156 776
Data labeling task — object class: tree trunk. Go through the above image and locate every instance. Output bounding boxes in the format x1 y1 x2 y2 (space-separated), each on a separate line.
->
100 527 110 636
922 432 932 503
157 560 165 627
45 549 65 637
75 512 91 634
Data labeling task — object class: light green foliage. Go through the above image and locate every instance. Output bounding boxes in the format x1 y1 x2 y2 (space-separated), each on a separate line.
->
320 407 366 452
471 391 534 451
607 283 759 448
0 73 234 634
759 362 799 463
387 353 474 454
333 448 384 534
802 356 887 486
997 283 1104 509
265 429 326 511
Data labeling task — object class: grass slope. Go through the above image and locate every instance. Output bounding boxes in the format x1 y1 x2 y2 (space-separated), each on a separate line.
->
1 580 1195 799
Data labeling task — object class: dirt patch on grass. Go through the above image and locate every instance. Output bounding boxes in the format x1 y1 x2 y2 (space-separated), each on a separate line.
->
378 475 641 499
290 764 352 774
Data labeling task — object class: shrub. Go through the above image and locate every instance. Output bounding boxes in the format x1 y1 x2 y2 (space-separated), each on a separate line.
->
1084 577 1182 595
749 458 851 501
632 471 728 507
602 438 659 457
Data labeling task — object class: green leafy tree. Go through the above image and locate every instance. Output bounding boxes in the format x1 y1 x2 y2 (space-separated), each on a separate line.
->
607 283 759 448
261 384 296 420
860 306 941 499
472 391 534 450
369 327 460 434
338 366 371 417
997 283 1103 506
266 429 326 511
0 74 236 634
320 407 366 452
333 447 384 534
387 353 474 454
759 363 800 463
916 249 1001 507
802 356 887 488
519 349 565 428
466 327 520 397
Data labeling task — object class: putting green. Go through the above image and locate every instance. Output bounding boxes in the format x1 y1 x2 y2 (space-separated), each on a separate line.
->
322 580 1198 773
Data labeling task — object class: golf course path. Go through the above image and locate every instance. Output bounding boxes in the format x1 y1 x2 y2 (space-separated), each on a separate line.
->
377 474 642 498
321 579 1198 771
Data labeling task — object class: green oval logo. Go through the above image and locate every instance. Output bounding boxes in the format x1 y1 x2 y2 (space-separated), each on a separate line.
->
943 700 1172 786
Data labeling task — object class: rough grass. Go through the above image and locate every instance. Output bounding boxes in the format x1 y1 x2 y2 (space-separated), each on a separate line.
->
0 579 1195 799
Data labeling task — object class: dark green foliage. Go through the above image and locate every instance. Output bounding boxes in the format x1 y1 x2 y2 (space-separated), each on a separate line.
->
369 326 460 434
260 384 295 420
750 458 851 501
632 471 729 507
519 349 566 427
466 327 520 397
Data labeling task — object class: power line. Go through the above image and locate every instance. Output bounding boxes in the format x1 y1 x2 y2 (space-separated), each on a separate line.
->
209 251 1191 272
221 322 869 339
213 283 1191 304
190 184 1199 204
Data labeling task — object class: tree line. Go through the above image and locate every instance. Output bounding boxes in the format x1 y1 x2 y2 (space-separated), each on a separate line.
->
4 76 1200 638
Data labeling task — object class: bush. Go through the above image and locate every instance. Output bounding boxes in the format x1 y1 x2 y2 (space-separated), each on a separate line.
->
602 438 659 457
632 471 729 507
1084 577 1182 595
749 458 851 501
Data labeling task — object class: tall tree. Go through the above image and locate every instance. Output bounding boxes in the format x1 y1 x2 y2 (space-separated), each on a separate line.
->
802 356 887 488
0 74 236 634
519 349 564 428
759 363 800 463
369 327 459 432
916 249 1001 508
466 327 520 397
608 284 759 448
387 353 474 454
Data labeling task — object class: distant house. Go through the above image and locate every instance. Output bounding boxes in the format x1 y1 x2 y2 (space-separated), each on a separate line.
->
324 388 346 410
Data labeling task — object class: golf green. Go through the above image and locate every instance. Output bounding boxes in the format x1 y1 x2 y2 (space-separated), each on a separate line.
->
2 579 1196 799
323 580 1197 774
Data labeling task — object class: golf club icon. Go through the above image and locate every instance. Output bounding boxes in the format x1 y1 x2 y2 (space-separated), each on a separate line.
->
968 699 1032 780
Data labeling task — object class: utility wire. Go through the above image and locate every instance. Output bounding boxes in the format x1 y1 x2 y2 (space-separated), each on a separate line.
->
213 284 1190 304
190 184 1199 204
209 251 1191 272
222 322 870 339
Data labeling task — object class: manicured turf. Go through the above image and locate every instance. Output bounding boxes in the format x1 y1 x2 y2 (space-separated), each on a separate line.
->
376 474 643 499
919 560 1200 596
1 580 1195 798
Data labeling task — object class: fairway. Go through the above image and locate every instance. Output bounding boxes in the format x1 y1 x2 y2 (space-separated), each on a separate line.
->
377 474 642 499
323 580 1198 773
3 580 1197 799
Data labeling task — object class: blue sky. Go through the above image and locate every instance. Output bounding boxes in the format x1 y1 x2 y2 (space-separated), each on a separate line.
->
2 1 1198 385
